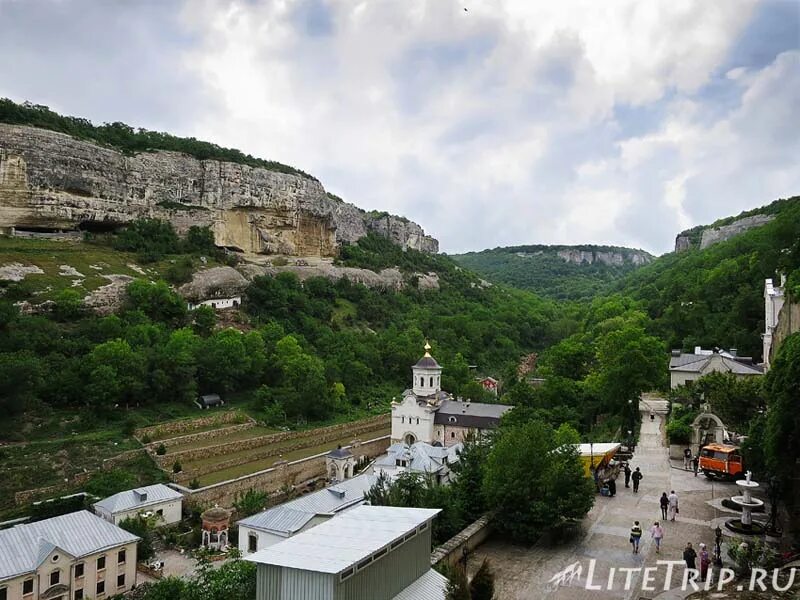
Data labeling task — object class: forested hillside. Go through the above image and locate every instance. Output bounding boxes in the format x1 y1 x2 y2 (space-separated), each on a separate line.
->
618 196 800 359
451 245 652 300
0 229 566 441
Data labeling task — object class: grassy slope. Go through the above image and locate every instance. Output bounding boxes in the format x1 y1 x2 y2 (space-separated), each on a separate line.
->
451 245 651 300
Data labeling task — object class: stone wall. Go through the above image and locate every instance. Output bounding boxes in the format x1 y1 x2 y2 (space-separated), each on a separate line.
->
14 472 93 506
136 410 251 441
160 415 391 472
771 299 800 366
173 435 390 508
152 423 256 454
0 124 438 254
430 514 493 568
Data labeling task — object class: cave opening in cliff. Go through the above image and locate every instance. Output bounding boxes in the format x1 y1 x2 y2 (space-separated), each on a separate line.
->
77 220 121 233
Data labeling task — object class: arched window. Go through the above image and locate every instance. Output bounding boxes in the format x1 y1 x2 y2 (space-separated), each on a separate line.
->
416 417 419 425
420 376 425 387
402 416 405 424
430 376 434 387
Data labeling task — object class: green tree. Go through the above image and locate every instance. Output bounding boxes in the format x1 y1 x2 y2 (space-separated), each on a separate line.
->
119 514 156 561
483 420 594 544
445 564 471 600
85 339 146 407
52 288 84 321
0 351 42 414
183 226 217 255
126 279 187 326
113 218 180 260
469 559 496 600
192 305 216 336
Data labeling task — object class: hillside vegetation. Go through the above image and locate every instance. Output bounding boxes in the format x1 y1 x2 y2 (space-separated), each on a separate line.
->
451 244 652 300
0 98 314 179
618 196 800 359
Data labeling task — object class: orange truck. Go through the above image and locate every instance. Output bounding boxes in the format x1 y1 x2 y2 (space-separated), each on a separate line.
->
698 443 744 480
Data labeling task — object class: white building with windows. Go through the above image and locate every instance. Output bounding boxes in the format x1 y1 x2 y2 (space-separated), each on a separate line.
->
668 347 763 389
763 276 786 371
238 474 377 556
187 296 241 311
370 442 462 484
93 484 183 527
391 344 512 447
0 510 139 600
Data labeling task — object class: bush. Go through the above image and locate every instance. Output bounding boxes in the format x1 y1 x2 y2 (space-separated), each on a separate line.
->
119 515 155 561
271 256 289 267
141 434 152 444
165 256 195 285
189 478 200 490
666 420 692 444
172 460 182 473
156 443 167 456
114 218 180 259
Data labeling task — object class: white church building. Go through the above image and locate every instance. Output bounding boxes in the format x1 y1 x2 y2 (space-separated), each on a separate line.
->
391 343 512 447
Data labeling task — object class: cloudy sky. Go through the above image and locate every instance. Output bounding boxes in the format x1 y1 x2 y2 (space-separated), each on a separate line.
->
1 0 798 255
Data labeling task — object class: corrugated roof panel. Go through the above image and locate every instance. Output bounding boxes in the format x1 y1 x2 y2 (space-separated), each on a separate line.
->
391 569 448 600
0 511 139 581
246 506 440 574
93 483 183 514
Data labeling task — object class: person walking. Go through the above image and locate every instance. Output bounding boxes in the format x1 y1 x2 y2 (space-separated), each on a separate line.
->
699 543 710 580
624 463 632 488
632 467 643 493
668 490 679 521
650 522 664 554
683 447 692 470
607 477 617 497
630 521 643 554
684 542 697 570
692 454 699 477
660 492 669 520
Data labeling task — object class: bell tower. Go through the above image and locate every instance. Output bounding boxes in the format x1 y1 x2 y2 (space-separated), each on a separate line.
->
412 342 442 397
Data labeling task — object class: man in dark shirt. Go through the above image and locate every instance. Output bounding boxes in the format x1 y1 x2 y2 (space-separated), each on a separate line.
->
684 542 697 570
631 467 643 493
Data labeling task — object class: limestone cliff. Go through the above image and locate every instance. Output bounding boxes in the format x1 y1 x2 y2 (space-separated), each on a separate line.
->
0 124 438 256
552 248 652 266
674 214 776 252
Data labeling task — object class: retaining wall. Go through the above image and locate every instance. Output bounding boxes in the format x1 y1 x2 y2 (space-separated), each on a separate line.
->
135 410 251 441
430 515 493 568
155 413 390 467
172 435 390 508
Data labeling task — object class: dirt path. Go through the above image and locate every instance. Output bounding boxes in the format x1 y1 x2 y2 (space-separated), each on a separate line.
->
468 399 744 599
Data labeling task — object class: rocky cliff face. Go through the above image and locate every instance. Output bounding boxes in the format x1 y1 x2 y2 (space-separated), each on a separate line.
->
0 124 438 256
550 248 653 266
674 214 775 252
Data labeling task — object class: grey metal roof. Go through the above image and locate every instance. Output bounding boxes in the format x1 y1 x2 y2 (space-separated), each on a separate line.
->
669 352 763 374
414 356 441 369
93 483 183 515
199 394 223 404
238 474 377 535
392 568 448 600
0 511 139 581
327 447 353 459
434 399 512 428
245 505 440 574
374 442 461 475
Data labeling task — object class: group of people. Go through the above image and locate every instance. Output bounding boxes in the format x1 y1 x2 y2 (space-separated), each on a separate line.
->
622 462 643 492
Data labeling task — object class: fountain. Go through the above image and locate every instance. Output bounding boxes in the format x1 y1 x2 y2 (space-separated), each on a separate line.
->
725 471 766 535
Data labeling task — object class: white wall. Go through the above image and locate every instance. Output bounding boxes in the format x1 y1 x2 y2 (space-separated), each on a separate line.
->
239 516 330 556
187 297 241 311
391 396 435 444
111 499 182 527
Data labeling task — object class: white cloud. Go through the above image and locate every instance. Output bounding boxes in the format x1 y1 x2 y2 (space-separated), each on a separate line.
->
2 0 793 255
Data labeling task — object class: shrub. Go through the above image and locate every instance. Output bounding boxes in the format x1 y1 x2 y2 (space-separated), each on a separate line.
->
119 515 155 561
172 460 182 473
189 478 200 490
666 420 692 444
140 434 151 444
155 443 167 456
271 256 289 267
165 256 195 285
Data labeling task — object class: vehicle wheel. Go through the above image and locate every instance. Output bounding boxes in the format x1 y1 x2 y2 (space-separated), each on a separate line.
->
703 470 714 479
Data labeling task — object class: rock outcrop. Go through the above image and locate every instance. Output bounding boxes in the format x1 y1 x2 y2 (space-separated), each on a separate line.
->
238 263 440 291
178 266 249 302
554 248 652 266
699 215 775 249
0 124 438 256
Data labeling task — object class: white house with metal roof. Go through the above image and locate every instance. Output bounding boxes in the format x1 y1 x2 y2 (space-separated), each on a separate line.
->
246 505 447 600
93 483 183 527
391 344 512 446
370 442 462 484
238 473 377 556
0 510 139 600
668 347 763 389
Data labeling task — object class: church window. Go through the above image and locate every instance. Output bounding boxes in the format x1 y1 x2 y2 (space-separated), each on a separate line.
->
430 377 434 387
420 376 425 387
416 417 419 425
401 416 405 424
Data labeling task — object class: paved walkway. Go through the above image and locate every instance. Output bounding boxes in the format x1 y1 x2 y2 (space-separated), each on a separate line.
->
468 399 755 600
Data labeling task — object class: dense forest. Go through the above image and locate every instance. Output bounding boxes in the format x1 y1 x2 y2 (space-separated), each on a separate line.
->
451 244 652 300
0 98 314 179
0 227 566 440
618 196 800 359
